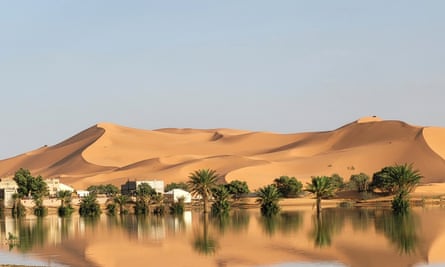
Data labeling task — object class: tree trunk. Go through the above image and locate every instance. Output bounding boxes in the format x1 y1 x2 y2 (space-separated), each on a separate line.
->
203 196 208 213
316 197 321 215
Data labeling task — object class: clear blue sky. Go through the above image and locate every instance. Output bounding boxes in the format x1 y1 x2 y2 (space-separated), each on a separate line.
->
1 1 444 159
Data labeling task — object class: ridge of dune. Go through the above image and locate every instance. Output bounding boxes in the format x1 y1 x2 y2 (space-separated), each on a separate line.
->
422 127 445 161
2 118 445 190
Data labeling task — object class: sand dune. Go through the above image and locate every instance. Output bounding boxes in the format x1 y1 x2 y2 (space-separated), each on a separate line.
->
1 117 445 190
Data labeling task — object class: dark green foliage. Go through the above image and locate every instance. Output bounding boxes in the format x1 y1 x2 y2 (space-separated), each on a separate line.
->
273 176 302 198
11 193 26 218
13 168 48 199
33 202 47 217
165 182 189 192
370 167 394 194
79 194 101 217
187 169 219 213
305 176 337 214
349 173 370 192
87 184 119 196
152 193 165 216
224 180 250 200
371 164 422 195
113 194 129 215
134 200 149 215
134 183 157 215
57 190 74 217
169 197 185 215
392 190 410 214
256 184 281 216
211 186 231 216
106 203 117 215
152 205 165 215
58 206 74 217
330 174 345 191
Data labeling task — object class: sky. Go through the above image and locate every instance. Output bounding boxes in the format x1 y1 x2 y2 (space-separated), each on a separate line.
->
1 1 444 159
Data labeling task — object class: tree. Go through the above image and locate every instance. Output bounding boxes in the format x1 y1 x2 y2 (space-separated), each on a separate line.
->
187 169 219 213
256 184 281 216
87 184 119 197
11 193 26 218
273 176 302 198
57 190 74 217
224 180 249 200
169 196 185 215
305 176 337 215
79 194 101 217
134 183 156 215
165 182 189 192
371 163 422 200
113 194 129 215
211 186 231 216
330 174 345 191
387 163 422 194
13 168 48 199
349 173 370 192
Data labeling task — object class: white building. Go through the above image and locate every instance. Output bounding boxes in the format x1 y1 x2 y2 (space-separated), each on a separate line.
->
165 188 192 203
45 178 74 197
0 179 18 208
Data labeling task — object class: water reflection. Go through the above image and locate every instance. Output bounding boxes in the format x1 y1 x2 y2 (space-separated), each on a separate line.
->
309 210 344 248
193 214 219 255
0 207 438 267
259 211 303 236
374 210 419 254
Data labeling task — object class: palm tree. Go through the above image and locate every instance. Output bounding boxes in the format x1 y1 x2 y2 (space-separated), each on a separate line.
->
57 190 74 217
211 185 231 216
256 184 281 216
388 163 422 194
187 169 219 213
114 194 129 215
305 176 336 215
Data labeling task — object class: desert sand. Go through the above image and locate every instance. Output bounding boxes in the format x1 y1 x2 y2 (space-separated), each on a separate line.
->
1 117 445 194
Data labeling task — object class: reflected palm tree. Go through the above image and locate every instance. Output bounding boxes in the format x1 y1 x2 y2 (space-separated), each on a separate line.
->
375 210 419 254
13 218 49 252
259 211 303 236
348 208 375 232
259 213 280 236
193 214 219 255
230 210 250 233
309 209 344 248
210 212 230 234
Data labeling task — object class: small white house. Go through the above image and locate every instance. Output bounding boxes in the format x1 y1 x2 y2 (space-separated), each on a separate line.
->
77 190 90 198
165 189 192 203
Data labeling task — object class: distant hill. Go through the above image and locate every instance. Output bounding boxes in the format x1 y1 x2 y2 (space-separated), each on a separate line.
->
1 117 445 190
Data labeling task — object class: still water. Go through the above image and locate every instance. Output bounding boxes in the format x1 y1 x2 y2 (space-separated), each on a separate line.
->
1 206 445 267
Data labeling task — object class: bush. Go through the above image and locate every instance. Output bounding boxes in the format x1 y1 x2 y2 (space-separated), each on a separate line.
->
273 176 302 198
58 206 74 217
169 197 185 215
224 180 250 200
165 182 189 192
106 203 117 215
79 194 101 217
349 173 370 192
34 205 47 217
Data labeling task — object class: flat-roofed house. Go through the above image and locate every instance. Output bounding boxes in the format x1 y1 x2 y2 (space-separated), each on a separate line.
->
0 179 18 208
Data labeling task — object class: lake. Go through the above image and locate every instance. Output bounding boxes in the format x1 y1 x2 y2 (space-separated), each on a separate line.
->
1 206 445 267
